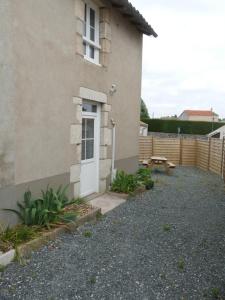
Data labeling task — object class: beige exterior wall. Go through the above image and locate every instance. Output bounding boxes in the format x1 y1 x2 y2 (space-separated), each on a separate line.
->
0 0 143 225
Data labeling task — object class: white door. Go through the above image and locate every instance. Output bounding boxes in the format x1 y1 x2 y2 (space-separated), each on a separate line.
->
80 101 100 197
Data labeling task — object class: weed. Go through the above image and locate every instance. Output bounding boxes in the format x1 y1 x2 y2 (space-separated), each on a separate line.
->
163 224 171 232
83 230 92 238
89 276 96 284
0 225 39 251
0 265 5 272
211 287 220 299
96 211 104 221
177 258 185 271
72 198 86 206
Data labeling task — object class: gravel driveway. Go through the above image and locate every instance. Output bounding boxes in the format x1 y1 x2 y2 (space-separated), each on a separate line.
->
1 167 225 300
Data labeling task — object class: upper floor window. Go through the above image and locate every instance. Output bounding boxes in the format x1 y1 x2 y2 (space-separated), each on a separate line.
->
83 1 100 65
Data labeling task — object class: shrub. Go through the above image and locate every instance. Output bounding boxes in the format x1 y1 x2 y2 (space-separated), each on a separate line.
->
142 118 223 135
111 171 139 194
111 169 154 194
3 185 77 228
136 168 154 190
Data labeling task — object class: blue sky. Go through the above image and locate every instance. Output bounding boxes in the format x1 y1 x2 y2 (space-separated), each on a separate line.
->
131 0 225 119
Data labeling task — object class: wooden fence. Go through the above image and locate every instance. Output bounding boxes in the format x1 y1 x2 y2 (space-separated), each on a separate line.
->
139 136 225 180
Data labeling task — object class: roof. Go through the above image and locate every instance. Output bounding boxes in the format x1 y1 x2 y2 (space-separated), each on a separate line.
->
208 125 225 137
107 0 157 37
183 110 218 117
140 121 148 127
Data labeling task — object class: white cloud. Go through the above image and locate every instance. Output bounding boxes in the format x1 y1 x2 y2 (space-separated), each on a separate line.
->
131 0 225 118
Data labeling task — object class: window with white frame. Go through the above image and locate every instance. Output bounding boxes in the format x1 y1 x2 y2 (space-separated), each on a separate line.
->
83 1 100 64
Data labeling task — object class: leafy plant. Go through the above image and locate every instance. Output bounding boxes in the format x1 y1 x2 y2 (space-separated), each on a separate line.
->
177 258 185 271
163 224 171 232
211 287 220 299
3 185 77 228
136 168 154 189
0 225 39 251
83 230 92 238
111 171 139 194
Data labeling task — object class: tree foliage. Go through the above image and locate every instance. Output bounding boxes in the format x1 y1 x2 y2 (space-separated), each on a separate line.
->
140 99 149 120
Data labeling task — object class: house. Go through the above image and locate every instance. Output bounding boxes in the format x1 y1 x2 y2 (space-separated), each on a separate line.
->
179 110 219 122
140 121 148 136
0 0 157 225
208 125 225 139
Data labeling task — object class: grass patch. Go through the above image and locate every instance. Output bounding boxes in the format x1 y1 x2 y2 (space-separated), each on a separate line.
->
0 225 40 252
0 265 5 272
163 224 171 232
89 276 96 284
83 230 92 238
96 211 104 221
177 258 185 271
211 287 220 299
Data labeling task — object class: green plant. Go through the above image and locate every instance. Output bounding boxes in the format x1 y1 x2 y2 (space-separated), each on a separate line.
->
89 276 96 284
83 230 92 238
177 258 185 271
0 225 39 250
136 168 154 190
211 287 220 299
142 118 223 135
3 185 77 228
0 265 5 272
111 171 139 194
163 224 171 232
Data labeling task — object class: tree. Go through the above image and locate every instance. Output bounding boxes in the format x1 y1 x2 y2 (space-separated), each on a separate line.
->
140 99 149 120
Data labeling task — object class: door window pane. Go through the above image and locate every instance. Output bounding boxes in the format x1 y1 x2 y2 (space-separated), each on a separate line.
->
90 8 95 28
82 103 97 113
86 119 94 138
81 117 95 161
82 140 86 160
86 140 94 159
89 46 95 59
82 119 85 139
90 28 95 42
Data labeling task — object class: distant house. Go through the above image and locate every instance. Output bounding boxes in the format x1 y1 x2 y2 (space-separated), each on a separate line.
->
208 125 225 139
179 110 219 122
140 121 148 136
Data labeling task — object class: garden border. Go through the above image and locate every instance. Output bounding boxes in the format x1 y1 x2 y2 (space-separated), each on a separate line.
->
0 206 101 266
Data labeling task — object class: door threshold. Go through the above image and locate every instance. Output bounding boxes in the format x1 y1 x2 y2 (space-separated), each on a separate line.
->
84 192 105 202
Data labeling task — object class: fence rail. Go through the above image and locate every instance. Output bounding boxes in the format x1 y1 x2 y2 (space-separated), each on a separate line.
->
139 136 225 181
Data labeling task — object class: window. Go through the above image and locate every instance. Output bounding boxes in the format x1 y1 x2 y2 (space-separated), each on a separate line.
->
82 118 95 160
83 1 100 64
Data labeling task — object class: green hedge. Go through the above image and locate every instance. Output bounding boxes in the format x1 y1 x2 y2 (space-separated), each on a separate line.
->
142 118 224 135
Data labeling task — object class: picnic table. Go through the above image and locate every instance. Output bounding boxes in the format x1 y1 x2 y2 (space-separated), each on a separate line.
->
140 156 176 174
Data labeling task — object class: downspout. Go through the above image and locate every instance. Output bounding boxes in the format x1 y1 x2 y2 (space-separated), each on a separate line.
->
111 118 116 183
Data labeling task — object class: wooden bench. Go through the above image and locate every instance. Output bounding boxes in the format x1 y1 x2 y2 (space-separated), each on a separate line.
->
166 162 176 174
167 162 176 169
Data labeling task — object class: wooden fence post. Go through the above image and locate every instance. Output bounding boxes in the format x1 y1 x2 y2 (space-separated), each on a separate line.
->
207 138 211 171
152 136 154 157
179 137 183 166
221 137 225 178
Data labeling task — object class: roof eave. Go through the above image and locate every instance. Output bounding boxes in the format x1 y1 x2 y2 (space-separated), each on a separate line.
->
107 0 157 37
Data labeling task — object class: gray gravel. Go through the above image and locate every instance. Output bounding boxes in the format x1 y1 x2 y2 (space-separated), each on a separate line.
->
1 167 225 300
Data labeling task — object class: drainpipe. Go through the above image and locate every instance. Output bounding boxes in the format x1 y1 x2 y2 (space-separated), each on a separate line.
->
111 118 116 183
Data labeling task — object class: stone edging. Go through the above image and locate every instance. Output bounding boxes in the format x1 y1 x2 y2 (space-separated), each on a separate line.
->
0 207 101 266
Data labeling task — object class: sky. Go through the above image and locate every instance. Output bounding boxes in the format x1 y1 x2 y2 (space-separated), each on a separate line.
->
131 0 225 119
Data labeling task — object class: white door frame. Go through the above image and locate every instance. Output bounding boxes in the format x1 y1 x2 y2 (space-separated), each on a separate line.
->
80 101 100 197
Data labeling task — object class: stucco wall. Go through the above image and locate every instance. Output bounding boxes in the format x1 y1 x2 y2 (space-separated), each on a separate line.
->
12 0 142 184
0 2 15 189
0 0 143 224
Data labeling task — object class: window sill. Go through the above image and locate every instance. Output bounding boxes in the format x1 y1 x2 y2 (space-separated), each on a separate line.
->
84 55 102 67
